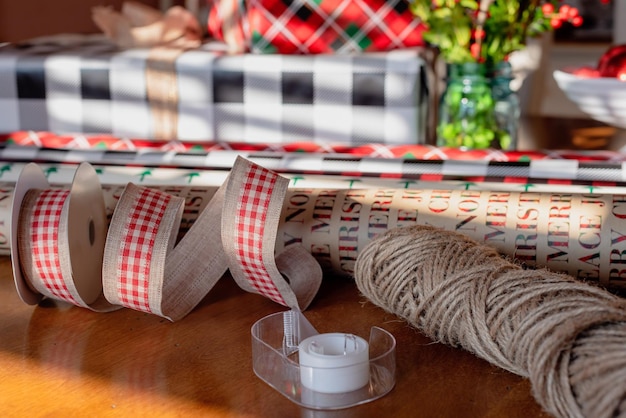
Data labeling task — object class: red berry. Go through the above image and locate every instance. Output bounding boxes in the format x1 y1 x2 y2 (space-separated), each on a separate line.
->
559 4 570 18
542 3 554 14
572 16 583 27
470 43 481 59
567 7 579 18
473 28 485 40
550 18 562 29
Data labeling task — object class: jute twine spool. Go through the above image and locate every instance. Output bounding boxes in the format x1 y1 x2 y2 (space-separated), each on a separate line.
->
354 225 626 418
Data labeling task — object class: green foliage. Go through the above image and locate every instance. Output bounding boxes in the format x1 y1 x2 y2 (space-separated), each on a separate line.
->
410 0 565 64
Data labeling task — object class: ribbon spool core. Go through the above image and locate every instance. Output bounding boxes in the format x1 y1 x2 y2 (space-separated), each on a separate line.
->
251 310 396 410
89 219 96 246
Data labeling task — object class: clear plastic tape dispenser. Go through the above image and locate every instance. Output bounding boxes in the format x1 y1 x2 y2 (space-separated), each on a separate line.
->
251 310 396 410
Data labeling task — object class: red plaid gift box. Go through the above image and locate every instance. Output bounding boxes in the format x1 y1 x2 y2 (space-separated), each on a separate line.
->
208 0 425 53
208 0 249 53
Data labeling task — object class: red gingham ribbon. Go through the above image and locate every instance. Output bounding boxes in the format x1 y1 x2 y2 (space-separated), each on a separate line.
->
103 156 320 319
104 178 224 320
223 158 321 310
27 189 77 304
15 158 322 320
115 187 173 314
233 165 285 305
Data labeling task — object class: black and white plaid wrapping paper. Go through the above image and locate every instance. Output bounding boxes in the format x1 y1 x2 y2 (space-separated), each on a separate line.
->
0 38 429 144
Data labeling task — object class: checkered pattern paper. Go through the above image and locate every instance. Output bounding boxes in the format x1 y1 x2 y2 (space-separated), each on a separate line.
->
233 165 285 305
29 189 77 304
247 0 424 54
0 39 429 144
208 0 425 54
208 0 249 53
116 187 171 313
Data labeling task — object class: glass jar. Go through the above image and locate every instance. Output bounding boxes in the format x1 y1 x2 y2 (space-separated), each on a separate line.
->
491 61 520 150
437 62 519 150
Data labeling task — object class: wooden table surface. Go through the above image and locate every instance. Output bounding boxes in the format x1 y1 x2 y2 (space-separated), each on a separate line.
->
1 115 620 418
0 255 548 418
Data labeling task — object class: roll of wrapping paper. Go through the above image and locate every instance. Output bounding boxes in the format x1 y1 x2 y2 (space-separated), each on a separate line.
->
3 140 626 184
0 161 624 288
274 188 626 289
3 130 626 161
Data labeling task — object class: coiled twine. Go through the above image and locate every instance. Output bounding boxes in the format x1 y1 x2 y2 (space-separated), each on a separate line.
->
354 225 626 418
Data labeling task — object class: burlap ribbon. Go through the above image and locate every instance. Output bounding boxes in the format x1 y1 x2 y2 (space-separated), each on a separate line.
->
145 47 184 140
15 157 322 321
92 1 204 140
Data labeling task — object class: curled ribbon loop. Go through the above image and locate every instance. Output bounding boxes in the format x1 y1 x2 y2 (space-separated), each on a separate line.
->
222 161 321 311
103 184 189 318
12 157 323 321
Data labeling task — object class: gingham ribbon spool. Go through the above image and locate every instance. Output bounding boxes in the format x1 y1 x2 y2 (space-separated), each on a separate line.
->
13 163 115 311
12 157 322 320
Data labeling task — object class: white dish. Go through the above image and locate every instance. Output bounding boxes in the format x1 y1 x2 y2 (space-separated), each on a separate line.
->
553 68 626 129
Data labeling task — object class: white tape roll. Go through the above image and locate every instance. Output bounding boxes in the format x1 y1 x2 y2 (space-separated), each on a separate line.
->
298 333 370 394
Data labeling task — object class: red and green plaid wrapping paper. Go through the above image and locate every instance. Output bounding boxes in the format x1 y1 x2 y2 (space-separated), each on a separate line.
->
208 0 426 53
5 131 626 189
208 0 249 53
4 131 626 163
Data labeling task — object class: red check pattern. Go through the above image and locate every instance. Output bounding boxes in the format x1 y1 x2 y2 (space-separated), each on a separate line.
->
207 0 249 53
117 187 171 313
208 0 424 54
234 165 286 305
30 189 77 303
247 0 424 54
